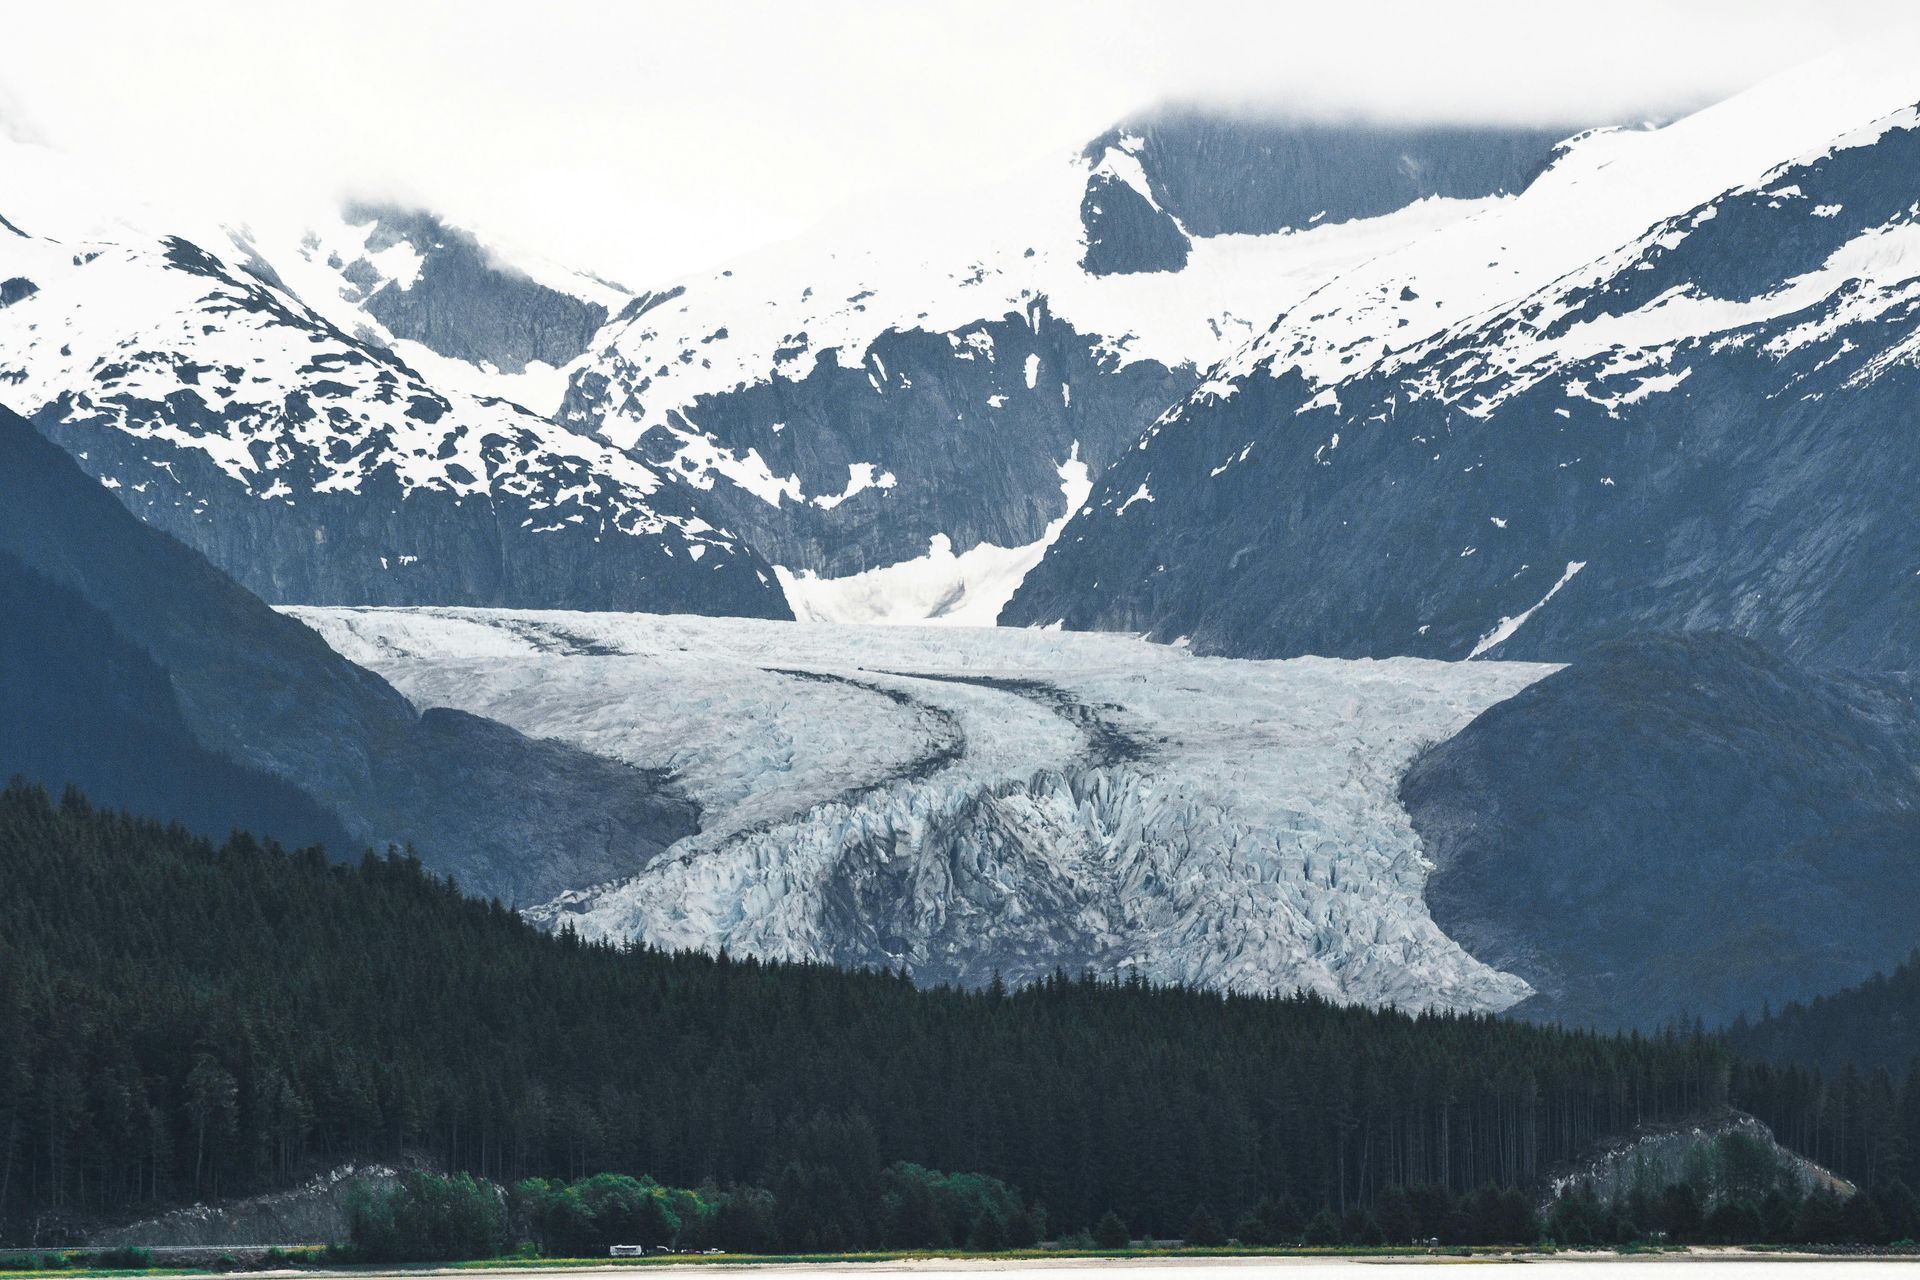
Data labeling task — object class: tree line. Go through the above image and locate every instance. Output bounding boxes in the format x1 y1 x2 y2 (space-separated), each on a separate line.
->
1723 951 1920 1194
0 781 1907 1246
346 1164 1044 1262
345 1162 1920 1259
1726 949 1920 1074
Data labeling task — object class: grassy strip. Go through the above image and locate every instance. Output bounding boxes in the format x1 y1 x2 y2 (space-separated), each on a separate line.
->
445 1247 1519 1267
52 1240 1920 1277
0 1246 1528 1277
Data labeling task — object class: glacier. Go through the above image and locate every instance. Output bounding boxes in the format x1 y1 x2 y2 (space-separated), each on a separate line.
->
289 607 1552 1011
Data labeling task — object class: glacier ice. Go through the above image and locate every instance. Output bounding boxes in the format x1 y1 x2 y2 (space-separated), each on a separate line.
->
290 607 1553 1012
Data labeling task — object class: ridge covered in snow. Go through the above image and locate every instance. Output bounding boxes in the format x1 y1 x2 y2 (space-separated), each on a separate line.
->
1006 55 1920 671
1197 54 1920 402
246 202 629 411
0 131 789 618
554 118 1571 621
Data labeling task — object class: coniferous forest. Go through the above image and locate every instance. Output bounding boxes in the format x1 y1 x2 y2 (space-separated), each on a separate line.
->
1 781 1917 1251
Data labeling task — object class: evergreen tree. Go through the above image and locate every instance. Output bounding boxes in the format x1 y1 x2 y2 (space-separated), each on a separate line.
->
1702 1199 1763 1244
1093 1210 1130 1249
1302 1208 1341 1247
1268 1194 1307 1243
1374 1186 1417 1245
967 1208 1009 1252
1873 1179 1919 1243
1182 1204 1227 1247
1233 1199 1274 1246
1794 1189 1846 1244
0 781 1905 1249
1004 1205 1042 1249
1839 1190 1887 1245
1758 1187 1802 1243
1652 1182 1703 1242
884 1177 944 1248
1340 1206 1385 1246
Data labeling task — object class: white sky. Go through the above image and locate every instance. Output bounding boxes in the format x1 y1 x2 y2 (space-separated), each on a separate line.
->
4 0 1914 287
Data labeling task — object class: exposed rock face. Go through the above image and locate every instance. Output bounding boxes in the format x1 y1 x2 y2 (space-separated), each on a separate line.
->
1401 634 1920 1031
90 1165 405 1247
0 113 1609 630
1079 167 1191 275
1008 73 1920 672
560 112 1569 620
0 231 789 619
1085 115 1572 238
343 201 612 374
0 137 789 621
1543 1110 1850 1209
0 404 699 905
566 300 1190 578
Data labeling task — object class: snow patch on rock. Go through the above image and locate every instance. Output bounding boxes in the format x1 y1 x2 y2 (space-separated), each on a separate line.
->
778 447 1091 626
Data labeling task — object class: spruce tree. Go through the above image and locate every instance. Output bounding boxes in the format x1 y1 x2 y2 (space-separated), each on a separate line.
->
1302 1208 1341 1247
1183 1204 1227 1246
1093 1210 1130 1249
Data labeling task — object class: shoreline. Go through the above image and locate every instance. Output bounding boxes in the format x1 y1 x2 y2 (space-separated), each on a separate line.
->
16 1246 1920 1279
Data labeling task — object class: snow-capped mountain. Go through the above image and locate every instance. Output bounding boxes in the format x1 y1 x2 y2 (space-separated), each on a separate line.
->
247 201 629 410
1006 58 1920 670
558 116 1573 623
0 133 790 619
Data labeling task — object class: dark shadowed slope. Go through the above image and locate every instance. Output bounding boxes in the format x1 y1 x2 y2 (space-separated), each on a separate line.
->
1726 946 1920 1072
0 401 696 903
0 548 353 850
1401 634 1920 1032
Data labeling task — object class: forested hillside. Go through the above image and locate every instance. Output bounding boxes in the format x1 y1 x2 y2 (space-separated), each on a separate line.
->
0 551 350 850
0 783 1749 1243
1728 949 1920 1073
1723 949 1920 1195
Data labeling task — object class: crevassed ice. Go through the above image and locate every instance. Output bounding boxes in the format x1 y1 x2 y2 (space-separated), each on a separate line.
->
288 606 1554 1011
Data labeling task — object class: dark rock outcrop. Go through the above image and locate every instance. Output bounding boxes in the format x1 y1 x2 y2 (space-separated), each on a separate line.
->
1083 115 1573 238
344 202 611 373
1079 170 1191 275
566 301 1192 577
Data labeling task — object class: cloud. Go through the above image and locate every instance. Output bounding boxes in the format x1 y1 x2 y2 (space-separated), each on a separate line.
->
4 0 1913 284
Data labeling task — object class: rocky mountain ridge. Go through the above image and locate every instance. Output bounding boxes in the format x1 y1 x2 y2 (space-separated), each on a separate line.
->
0 135 790 619
1006 58 1920 671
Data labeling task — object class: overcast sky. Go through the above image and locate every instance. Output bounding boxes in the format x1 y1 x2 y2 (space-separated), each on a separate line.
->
4 1 1913 285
